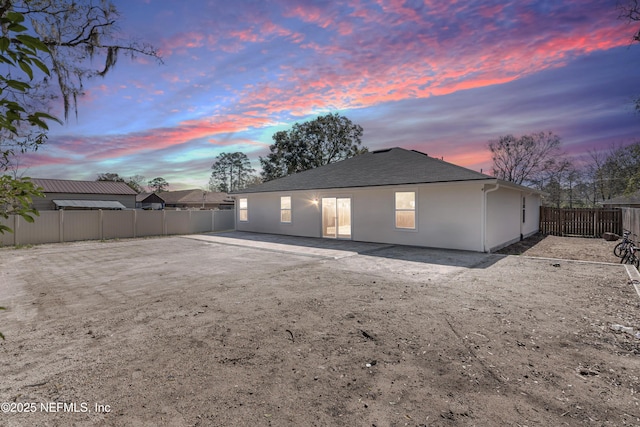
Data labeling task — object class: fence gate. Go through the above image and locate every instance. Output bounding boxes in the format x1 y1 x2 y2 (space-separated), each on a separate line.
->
539 207 622 237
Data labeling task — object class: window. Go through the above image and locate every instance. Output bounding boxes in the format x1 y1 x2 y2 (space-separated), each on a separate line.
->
395 191 415 229
522 196 526 223
239 198 248 222
280 196 291 223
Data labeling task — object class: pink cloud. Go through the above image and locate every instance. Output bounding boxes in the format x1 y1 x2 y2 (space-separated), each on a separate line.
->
32 114 276 167
229 28 263 43
30 0 635 176
228 0 632 121
158 31 205 57
374 0 422 23
284 4 336 28
162 73 186 84
19 152 74 168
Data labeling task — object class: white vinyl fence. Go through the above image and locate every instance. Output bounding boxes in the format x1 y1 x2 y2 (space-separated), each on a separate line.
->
0 209 235 246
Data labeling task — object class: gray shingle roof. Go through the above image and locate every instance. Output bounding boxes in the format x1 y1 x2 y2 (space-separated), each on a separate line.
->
33 178 138 195
234 147 494 194
600 191 640 206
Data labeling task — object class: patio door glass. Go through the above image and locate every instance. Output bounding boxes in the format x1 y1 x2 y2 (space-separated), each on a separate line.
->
322 197 351 239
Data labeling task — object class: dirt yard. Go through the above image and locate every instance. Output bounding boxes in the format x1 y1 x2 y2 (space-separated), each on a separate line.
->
0 232 639 426
496 233 623 264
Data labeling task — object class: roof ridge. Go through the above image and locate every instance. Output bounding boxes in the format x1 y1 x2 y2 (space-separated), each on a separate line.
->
235 146 499 194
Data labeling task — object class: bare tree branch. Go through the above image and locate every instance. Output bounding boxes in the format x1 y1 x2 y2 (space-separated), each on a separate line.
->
9 0 162 120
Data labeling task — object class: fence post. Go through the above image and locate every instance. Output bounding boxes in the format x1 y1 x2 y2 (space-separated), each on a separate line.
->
59 210 64 243
13 214 19 246
99 209 104 241
163 210 167 235
133 209 137 239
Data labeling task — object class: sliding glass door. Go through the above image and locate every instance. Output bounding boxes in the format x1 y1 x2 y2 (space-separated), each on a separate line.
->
322 197 351 239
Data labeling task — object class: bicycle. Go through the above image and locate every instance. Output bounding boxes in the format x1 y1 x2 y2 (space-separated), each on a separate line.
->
614 230 635 258
620 240 640 268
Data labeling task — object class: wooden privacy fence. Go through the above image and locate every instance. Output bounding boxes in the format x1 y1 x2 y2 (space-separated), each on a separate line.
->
0 209 235 246
539 207 622 237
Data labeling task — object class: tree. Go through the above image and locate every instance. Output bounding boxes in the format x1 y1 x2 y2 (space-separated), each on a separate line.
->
539 162 582 208
12 0 161 120
564 166 582 208
619 0 640 43
148 177 168 193
209 152 255 192
0 8 58 234
126 174 146 193
259 113 366 181
619 0 640 112
488 132 568 187
1 1 159 234
587 141 640 203
0 175 42 234
96 172 125 182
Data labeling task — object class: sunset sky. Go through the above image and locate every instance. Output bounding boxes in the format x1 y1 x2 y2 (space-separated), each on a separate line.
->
20 0 640 190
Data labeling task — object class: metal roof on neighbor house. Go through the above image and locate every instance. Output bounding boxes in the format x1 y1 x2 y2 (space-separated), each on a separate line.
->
53 200 127 209
234 147 497 194
33 178 138 195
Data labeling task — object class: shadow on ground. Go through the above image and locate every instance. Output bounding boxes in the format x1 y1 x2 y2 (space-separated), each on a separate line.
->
496 233 548 256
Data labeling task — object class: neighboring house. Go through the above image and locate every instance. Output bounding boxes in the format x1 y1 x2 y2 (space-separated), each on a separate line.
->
599 192 640 208
232 147 542 252
31 178 137 210
136 193 165 210
159 189 234 210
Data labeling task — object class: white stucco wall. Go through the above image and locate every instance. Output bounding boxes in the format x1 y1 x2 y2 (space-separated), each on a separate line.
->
237 183 541 252
235 191 322 238
523 193 541 237
236 182 488 251
485 186 541 252
349 183 485 251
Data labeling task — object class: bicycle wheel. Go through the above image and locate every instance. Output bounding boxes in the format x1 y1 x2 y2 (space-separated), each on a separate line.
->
620 251 630 264
614 242 626 257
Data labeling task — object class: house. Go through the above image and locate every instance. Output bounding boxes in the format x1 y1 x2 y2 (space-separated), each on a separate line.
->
136 193 165 210
232 147 542 252
599 192 640 208
159 189 234 210
31 178 137 210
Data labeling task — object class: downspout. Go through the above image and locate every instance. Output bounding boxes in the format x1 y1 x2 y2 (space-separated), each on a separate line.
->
482 183 500 252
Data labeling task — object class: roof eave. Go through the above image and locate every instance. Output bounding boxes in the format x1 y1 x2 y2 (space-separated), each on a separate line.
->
232 178 503 195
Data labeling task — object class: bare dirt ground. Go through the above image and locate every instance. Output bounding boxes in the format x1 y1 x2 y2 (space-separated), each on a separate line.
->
496 233 622 264
0 232 639 426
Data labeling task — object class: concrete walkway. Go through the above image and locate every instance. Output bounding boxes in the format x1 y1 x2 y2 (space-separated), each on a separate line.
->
184 230 498 269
